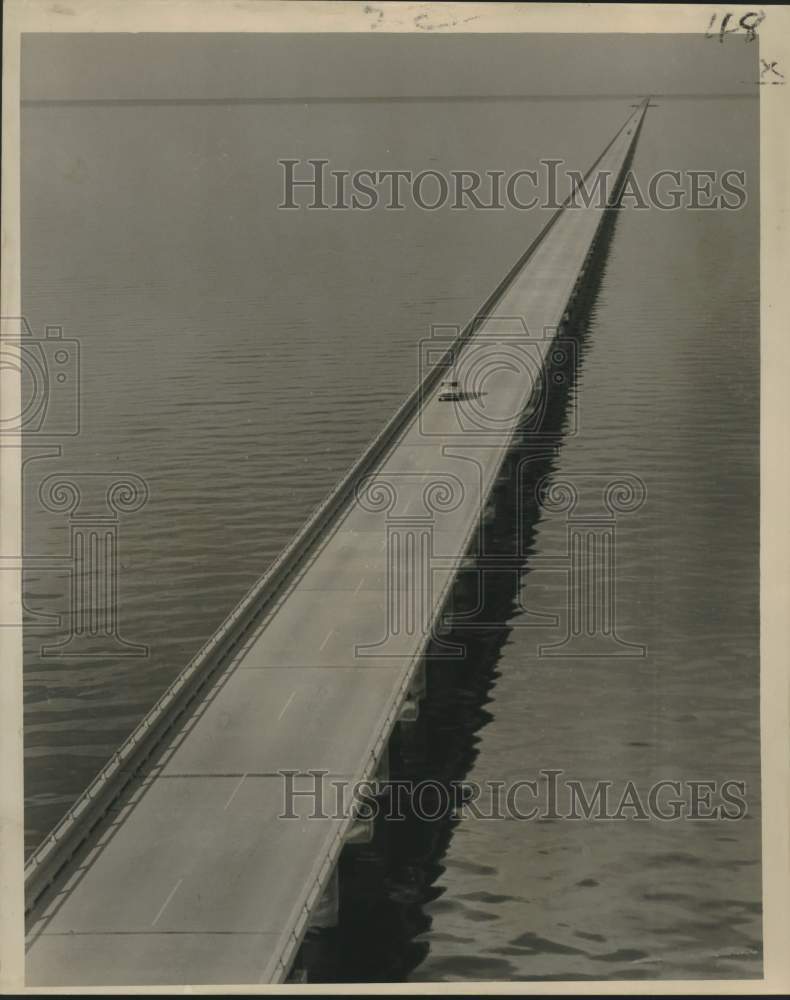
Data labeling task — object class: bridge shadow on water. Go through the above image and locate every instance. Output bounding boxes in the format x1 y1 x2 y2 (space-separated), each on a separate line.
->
301 196 628 983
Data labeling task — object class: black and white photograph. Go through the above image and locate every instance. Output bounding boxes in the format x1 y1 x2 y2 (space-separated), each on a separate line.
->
1 0 788 992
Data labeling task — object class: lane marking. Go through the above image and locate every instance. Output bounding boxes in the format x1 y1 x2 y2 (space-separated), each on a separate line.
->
354 577 365 594
319 628 333 651
224 773 248 810
278 690 296 721
151 878 183 927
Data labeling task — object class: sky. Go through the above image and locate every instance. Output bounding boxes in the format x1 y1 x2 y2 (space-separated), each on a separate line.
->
22 32 759 102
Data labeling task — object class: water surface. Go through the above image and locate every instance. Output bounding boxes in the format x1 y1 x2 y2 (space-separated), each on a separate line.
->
22 96 760 981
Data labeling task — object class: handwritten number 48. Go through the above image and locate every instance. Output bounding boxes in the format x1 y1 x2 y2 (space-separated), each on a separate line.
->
706 10 765 42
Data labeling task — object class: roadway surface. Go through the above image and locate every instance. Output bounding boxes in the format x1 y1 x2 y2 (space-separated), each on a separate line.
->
26 100 648 986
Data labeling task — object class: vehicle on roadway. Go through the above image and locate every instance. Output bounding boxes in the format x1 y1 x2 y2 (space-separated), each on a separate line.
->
438 379 461 402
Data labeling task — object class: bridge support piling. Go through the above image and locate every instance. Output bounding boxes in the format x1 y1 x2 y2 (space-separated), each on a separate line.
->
308 866 339 930
399 659 427 723
345 813 374 846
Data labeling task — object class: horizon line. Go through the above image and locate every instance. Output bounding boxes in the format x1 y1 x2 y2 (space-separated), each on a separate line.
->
21 92 757 108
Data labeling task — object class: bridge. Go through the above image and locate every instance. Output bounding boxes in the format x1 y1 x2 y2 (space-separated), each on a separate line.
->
25 99 650 986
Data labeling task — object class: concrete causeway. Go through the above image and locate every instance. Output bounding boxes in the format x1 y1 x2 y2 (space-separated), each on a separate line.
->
25 99 650 986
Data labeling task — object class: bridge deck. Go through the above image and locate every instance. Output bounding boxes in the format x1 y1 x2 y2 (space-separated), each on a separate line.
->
26 101 648 986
